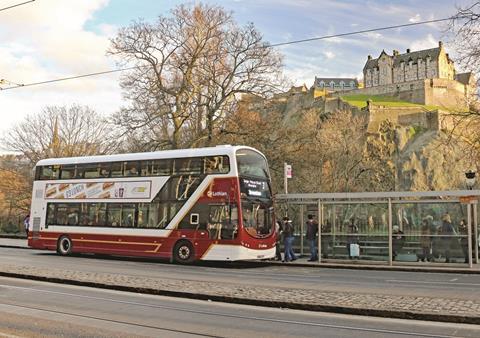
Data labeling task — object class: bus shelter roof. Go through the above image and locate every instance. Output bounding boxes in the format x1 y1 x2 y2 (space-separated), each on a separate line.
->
275 190 480 204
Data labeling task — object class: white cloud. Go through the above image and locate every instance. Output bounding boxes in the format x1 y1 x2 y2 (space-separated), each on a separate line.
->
0 0 121 142
410 34 438 51
323 51 335 59
409 14 421 23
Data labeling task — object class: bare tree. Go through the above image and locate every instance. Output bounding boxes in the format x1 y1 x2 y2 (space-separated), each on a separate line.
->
2 105 119 165
108 3 284 150
450 2 480 75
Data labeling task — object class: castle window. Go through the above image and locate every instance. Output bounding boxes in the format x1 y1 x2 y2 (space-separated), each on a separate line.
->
350 81 355 87
330 81 335 88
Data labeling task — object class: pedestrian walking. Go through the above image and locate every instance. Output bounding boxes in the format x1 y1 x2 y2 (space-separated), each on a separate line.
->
282 217 296 262
23 214 30 238
306 214 318 261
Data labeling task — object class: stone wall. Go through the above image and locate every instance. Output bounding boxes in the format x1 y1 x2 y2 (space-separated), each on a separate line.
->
424 78 467 108
345 78 468 109
366 105 434 132
346 79 427 104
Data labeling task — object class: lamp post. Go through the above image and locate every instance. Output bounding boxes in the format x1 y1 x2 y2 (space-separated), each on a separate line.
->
465 170 477 267
465 170 476 190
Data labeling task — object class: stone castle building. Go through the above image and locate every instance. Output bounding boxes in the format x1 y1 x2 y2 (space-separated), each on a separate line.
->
314 77 359 91
353 41 476 108
363 41 456 87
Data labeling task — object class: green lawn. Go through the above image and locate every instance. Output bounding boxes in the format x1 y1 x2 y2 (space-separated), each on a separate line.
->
340 94 438 110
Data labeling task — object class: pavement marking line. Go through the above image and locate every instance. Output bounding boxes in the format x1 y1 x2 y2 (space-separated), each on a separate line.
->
0 283 472 338
386 279 480 287
450 278 459 282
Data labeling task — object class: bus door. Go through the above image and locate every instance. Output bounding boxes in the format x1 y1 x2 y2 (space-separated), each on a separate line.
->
207 204 238 241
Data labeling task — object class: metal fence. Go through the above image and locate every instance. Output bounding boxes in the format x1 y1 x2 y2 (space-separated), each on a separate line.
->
276 190 480 267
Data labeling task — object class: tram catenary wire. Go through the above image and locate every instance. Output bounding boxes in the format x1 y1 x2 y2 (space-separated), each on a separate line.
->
0 283 468 338
0 14 468 91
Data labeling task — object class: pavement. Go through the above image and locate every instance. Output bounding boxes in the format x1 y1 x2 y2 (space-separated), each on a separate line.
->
1 238 480 324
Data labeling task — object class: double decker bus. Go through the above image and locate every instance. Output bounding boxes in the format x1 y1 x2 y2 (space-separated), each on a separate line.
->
28 145 275 263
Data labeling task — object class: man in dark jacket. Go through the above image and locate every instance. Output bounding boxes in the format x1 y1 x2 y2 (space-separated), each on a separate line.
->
306 214 318 261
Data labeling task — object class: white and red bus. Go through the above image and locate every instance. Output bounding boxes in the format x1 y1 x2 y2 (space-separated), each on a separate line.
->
28 145 276 263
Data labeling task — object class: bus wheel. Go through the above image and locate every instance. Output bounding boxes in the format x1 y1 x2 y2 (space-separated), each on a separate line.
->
57 236 73 256
173 240 194 264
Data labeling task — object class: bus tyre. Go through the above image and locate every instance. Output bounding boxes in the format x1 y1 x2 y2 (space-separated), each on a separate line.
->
57 236 73 256
173 240 194 264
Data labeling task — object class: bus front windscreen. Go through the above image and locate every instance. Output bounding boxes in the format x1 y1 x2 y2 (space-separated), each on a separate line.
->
236 149 269 179
242 200 273 238
237 149 274 238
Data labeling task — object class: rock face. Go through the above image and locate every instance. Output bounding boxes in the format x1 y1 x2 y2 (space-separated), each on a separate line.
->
397 129 471 191
241 85 475 192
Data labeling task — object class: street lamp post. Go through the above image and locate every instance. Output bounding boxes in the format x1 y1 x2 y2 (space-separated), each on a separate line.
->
465 170 477 267
465 170 476 190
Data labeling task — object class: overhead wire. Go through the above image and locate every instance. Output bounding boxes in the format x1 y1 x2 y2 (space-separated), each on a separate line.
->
0 14 467 91
0 0 35 13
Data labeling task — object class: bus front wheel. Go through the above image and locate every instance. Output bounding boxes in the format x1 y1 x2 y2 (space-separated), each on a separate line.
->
57 235 73 256
173 240 194 264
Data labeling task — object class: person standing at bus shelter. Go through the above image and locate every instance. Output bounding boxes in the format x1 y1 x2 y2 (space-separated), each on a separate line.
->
282 217 296 262
306 214 318 261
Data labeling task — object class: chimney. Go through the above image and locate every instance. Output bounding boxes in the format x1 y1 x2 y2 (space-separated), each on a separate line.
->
406 48 411 53
367 55 372 60
439 41 443 48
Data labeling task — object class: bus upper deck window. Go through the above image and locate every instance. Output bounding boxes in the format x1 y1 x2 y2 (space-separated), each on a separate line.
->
110 162 123 177
205 156 230 174
40 166 60 180
151 160 171 176
124 162 139 177
60 165 76 179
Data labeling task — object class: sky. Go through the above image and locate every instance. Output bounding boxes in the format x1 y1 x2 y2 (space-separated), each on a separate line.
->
0 0 474 147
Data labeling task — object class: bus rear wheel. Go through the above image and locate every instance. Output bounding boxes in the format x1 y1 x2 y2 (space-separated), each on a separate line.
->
57 235 73 256
173 240 194 264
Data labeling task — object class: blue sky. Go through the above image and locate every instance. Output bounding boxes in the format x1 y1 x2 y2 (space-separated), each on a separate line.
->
87 0 471 81
0 0 473 141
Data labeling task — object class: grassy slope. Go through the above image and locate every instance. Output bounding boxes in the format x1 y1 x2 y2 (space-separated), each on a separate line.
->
340 94 439 110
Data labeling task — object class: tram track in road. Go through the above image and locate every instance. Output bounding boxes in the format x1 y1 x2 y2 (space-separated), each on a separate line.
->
0 282 475 338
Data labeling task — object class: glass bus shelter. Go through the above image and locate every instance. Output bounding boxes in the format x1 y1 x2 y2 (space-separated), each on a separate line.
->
276 190 480 267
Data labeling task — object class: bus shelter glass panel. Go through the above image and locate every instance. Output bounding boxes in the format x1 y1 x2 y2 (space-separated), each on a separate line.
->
322 203 389 261
392 202 468 264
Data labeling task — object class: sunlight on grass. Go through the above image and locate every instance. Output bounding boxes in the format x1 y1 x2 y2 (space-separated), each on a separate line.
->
340 94 438 110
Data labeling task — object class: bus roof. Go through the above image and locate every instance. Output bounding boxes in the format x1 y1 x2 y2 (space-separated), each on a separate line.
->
36 145 264 166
